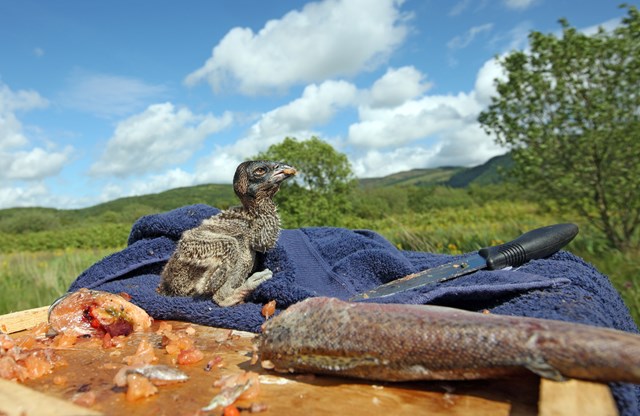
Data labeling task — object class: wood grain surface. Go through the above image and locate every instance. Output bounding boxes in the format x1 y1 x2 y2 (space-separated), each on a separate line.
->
0 306 49 334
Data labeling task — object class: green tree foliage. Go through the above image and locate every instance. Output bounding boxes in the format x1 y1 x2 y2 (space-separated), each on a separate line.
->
351 187 410 219
253 136 357 227
0 208 62 233
478 5 640 250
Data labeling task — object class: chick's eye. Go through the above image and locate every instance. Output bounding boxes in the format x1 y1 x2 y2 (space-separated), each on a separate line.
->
254 167 267 176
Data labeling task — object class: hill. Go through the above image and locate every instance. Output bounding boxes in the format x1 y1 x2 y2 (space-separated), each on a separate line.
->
75 183 236 220
0 184 236 236
0 152 512 242
0 153 514 222
359 152 512 189
359 166 463 188
447 152 513 188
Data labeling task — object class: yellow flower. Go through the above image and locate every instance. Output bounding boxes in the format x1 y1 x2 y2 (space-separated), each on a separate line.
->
447 243 461 255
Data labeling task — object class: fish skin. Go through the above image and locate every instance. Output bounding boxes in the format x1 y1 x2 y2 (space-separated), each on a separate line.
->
258 297 640 384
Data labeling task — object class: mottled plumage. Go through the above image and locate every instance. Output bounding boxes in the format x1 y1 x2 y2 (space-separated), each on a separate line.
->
158 160 296 306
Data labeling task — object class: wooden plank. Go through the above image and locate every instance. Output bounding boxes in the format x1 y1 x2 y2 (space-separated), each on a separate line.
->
538 378 618 416
1 308 620 415
0 378 102 416
0 306 48 334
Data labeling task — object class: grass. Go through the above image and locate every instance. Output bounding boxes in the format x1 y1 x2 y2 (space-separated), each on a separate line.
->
0 248 118 314
587 248 640 325
344 200 563 253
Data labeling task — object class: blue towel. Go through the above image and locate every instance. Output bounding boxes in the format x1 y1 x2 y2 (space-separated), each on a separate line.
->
68 204 639 415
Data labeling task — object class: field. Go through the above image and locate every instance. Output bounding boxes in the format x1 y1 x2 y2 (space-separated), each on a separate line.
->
1 185 638 325
0 248 117 313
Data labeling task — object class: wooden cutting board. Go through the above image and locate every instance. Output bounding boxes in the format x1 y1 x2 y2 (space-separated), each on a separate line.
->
0 309 618 416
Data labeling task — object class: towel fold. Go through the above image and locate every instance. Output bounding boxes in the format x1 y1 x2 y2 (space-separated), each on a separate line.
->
68 204 639 415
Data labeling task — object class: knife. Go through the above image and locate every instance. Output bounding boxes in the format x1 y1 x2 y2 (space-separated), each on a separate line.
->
349 223 579 301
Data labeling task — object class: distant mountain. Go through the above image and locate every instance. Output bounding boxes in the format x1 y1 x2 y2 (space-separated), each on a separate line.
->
446 152 513 188
359 152 512 189
0 184 236 235
75 183 236 219
358 166 464 188
0 153 513 225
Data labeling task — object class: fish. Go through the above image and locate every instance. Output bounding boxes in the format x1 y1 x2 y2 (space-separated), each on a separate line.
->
257 297 640 384
201 381 251 411
48 288 153 337
201 371 260 411
113 365 189 387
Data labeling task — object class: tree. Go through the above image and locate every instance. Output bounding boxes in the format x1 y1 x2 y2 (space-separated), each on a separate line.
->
478 5 640 250
253 136 357 227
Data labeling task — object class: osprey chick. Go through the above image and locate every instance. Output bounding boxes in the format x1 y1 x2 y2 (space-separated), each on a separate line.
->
158 160 296 306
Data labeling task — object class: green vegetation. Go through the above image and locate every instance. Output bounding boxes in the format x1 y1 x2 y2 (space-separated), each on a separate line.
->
359 166 463 188
254 136 357 227
0 248 117 314
0 184 236 253
479 5 640 251
0 173 638 323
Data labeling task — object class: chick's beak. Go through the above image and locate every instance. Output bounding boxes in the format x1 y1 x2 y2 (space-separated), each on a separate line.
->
271 164 297 183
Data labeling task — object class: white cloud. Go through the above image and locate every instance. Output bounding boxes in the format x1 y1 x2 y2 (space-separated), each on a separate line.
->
59 70 167 118
0 183 49 208
3 147 73 180
449 0 490 16
93 157 243 204
185 0 410 95
0 83 47 114
449 0 472 17
192 79 359 184
503 0 538 10
191 134 313 186
352 146 439 178
347 59 506 172
0 112 30 150
193 151 243 185
128 168 197 197
0 178 83 209
447 23 494 50
369 66 431 108
504 21 533 51
98 80 359 196
429 123 502 167
0 82 72 187
474 57 506 105
349 91 483 148
575 17 621 36
89 102 232 177
250 80 358 137
0 82 48 150
346 59 503 158
351 124 503 179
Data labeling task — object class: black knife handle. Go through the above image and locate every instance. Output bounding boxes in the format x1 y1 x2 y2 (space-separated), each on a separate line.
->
478 223 579 270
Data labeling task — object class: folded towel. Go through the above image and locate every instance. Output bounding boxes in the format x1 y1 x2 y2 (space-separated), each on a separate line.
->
68 204 639 415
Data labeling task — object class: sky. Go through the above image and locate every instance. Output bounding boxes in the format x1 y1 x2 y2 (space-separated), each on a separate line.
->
0 0 633 209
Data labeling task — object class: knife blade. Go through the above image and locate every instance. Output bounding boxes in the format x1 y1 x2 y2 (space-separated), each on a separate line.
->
349 223 579 301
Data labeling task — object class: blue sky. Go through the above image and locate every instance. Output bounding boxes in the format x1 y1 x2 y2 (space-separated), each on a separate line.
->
0 0 632 209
